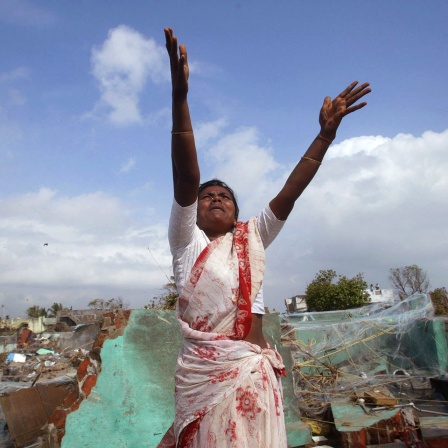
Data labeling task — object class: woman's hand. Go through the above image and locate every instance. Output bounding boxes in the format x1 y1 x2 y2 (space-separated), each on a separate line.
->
164 28 189 99
319 81 371 141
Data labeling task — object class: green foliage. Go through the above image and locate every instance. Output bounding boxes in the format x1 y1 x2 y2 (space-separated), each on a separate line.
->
26 305 47 318
305 269 370 312
47 302 66 317
429 287 448 316
147 276 179 310
88 297 128 311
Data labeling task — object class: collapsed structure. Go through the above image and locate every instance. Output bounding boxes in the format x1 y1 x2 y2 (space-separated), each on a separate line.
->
1 294 447 447
283 294 448 446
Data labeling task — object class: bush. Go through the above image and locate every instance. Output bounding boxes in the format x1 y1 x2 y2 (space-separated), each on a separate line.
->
430 287 448 316
305 269 370 312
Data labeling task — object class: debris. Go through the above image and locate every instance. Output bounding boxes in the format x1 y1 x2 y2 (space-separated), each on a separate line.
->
282 293 448 445
364 390 398 407
0 379 77 447
6 353 26 363
36 348 54 356
157 315 171 324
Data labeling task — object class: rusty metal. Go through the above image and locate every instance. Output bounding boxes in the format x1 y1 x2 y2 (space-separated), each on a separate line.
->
0 381 75 447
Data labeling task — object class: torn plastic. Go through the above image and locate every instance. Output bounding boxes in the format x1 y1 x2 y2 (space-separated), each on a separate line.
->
281 294 448 421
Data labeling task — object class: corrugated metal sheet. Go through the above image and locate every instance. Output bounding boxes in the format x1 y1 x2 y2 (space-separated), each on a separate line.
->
0 387 46 447
0 382 75 447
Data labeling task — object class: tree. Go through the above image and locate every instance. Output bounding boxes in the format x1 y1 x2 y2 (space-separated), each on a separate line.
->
429 287 448 316
147 276 179 310
26 305 47 318
47 302 66 317
388 265 430 300
88 297 129 311
305 269 370 312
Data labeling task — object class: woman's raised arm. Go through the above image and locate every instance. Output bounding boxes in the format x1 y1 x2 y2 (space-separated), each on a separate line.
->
165 28 200 207
269 81 371 220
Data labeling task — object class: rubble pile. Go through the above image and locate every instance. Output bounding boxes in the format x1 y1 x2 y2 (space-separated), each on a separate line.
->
1 324 99 447
281 294 448 446
2 340 87 384
0 310 130 447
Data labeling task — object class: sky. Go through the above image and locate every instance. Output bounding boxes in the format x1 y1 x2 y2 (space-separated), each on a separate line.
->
1 0 447 317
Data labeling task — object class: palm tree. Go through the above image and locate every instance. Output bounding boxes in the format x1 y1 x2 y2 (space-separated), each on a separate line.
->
47 302 65 317
26 306 47 318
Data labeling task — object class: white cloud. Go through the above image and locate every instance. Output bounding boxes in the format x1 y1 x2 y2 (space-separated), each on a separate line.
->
2 129 447 316
203 126 281 218
186 124 448 309
195 118 228 148
0 188 171 315
260 129 448 309
0 188 129 232
120 157 136 173
89 25 168 126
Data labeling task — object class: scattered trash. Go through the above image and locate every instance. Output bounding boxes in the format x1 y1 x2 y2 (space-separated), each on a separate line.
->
6 353 26 364
36 348 54 356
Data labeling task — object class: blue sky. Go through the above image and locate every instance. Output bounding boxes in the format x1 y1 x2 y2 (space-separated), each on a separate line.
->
1 0 447 316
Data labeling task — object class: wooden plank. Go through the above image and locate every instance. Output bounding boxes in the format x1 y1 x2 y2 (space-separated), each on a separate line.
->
364 390 398 406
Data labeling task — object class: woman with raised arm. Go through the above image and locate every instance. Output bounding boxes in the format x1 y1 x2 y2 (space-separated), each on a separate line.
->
158 28 371 448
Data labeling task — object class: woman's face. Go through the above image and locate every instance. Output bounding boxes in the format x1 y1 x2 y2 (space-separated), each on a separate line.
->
197 186 236 239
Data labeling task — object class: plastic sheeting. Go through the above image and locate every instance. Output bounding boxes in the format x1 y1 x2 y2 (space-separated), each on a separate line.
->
281 294 448 420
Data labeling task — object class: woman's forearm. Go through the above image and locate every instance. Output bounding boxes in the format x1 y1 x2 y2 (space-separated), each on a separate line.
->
269 134 331 220
171 97 200 206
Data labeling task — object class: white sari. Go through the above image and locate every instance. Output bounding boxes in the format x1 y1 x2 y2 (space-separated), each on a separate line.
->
158 218 287 448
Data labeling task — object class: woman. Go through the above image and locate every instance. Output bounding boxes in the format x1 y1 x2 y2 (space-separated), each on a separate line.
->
159 28 371 448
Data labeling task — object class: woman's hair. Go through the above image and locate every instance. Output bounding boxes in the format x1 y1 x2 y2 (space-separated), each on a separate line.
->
199 179 239 219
